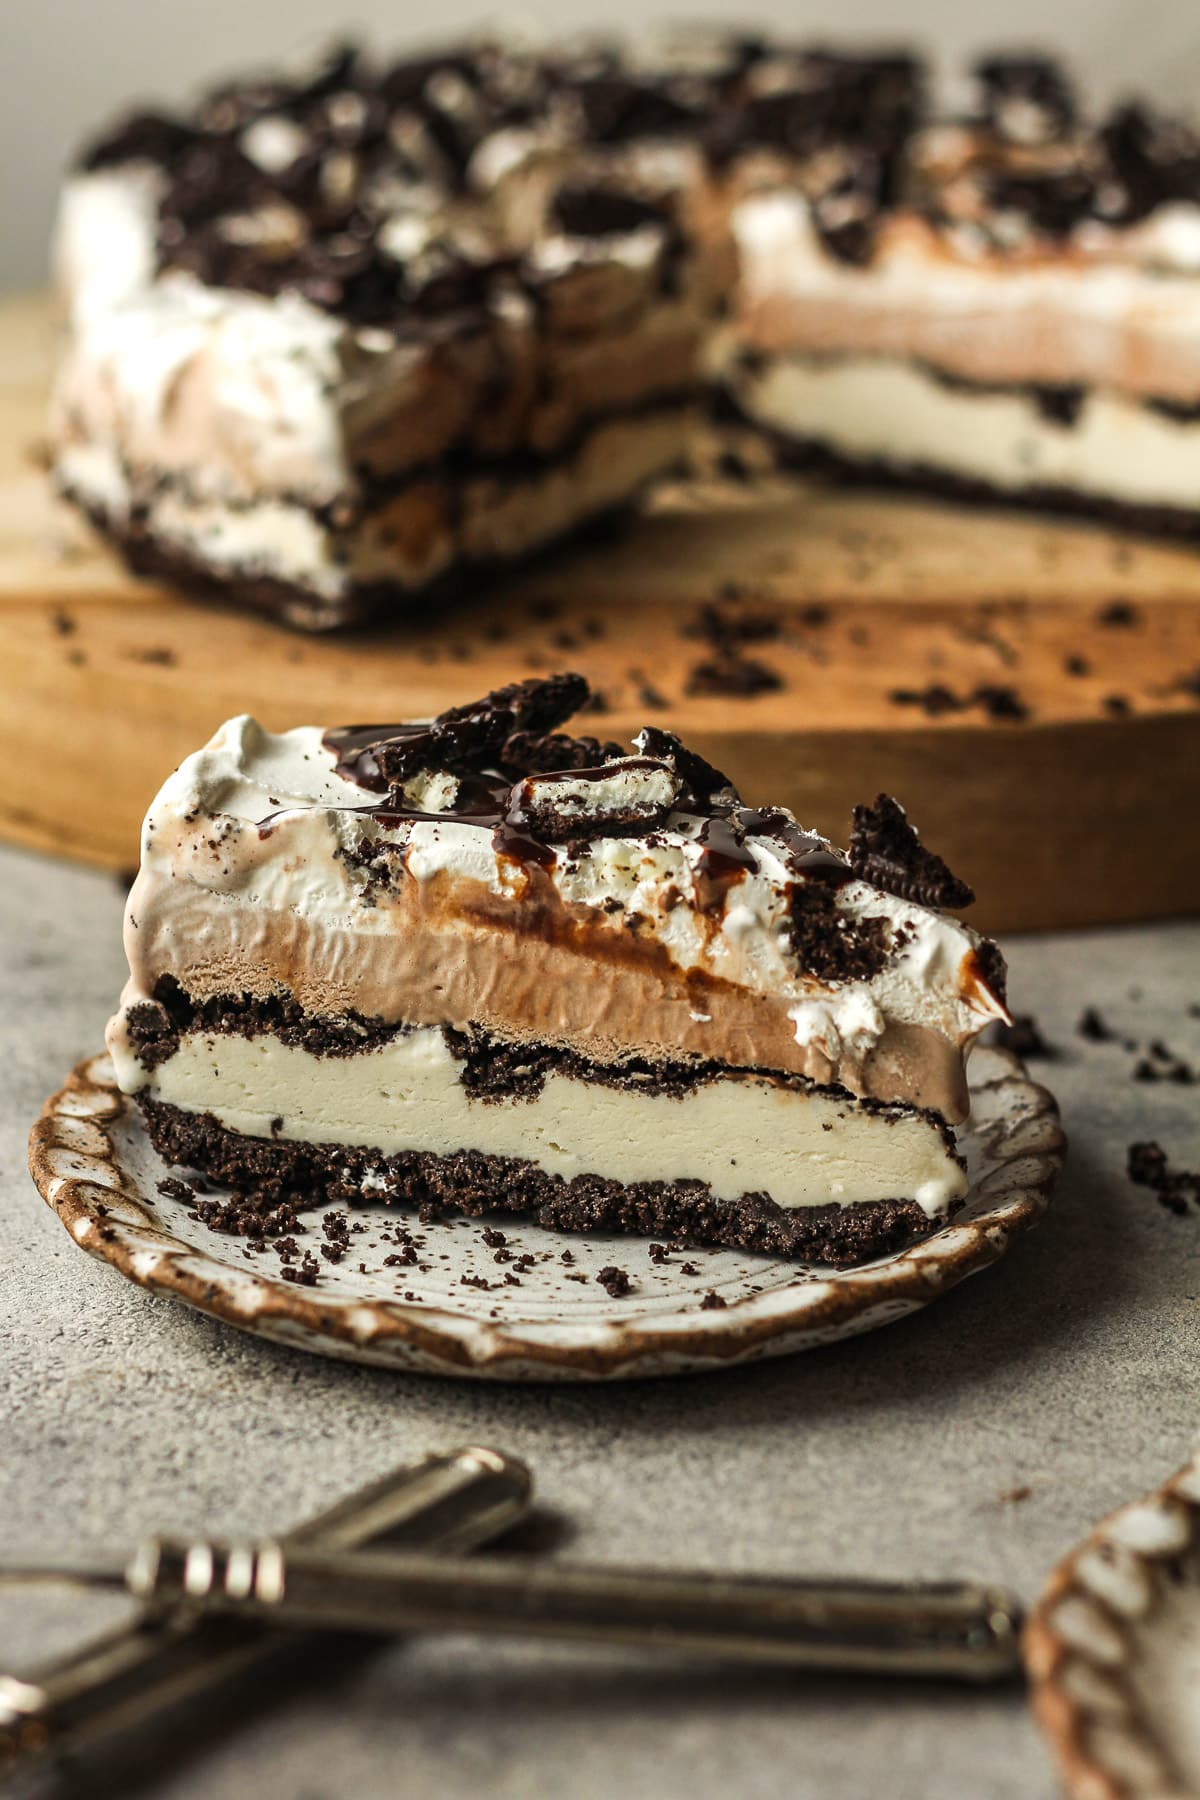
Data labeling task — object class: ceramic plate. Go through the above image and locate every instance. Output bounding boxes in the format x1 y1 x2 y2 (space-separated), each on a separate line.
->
1025 1451 1200 1800
28 1047 1062 1381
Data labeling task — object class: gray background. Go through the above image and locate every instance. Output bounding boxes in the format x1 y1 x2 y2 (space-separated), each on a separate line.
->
4 1 1200 294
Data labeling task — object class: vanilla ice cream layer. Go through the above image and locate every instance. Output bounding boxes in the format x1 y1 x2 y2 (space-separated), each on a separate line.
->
111 1026 966 1218
58 408 693 616
731 192 1200 403
109 717 1005 1122
729 353 1200 508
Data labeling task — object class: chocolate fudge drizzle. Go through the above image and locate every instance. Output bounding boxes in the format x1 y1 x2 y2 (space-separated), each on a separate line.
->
317 678 877 914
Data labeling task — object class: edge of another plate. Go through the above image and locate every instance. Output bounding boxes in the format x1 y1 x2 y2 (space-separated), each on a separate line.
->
1025 1450 1200 1800
28 1046 1063 1382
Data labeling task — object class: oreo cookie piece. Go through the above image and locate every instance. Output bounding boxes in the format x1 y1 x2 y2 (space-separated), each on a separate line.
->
369 673 592 785
633 727 740 810
848 793 975 910
706 51 920 169
500 728 626 773
79 110 197 174
974 54 1075 144
571 72 702 144
984 166 1098 238
1098 102 1200 225
506 759 682 842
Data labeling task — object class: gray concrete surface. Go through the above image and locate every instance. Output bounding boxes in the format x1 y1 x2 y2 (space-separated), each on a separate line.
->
2 841 1198 1799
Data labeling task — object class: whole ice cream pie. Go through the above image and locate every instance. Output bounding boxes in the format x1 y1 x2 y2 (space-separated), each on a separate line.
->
52 34 1200 630
104 675 1008 1265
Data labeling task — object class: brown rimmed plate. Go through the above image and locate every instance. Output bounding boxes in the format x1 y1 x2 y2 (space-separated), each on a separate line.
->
28 1046 1062 1382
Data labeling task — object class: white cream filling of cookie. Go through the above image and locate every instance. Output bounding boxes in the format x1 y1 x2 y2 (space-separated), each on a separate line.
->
731 351 1200 507
111 1026 966 1217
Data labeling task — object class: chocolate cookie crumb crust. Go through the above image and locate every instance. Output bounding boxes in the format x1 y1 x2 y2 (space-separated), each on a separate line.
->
127 977 407 1070
771 436 1200 547
137 1095 944 1266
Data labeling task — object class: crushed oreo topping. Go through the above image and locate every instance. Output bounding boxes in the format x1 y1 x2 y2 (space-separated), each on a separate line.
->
788 883 891 984
76 37 729 322
974 55 1075 145
572 70 704 145
848 793 975 910
707 52 921 162
984 166 1098 237
550 182 671 238
1098 103 1200 227
308 673 994 993
499 728 625 772
73 31 1200 323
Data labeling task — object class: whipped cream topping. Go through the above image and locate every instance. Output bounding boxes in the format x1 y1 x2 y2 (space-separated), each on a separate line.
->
54 166 164 325
52 209 423 508
113 714 1005 1119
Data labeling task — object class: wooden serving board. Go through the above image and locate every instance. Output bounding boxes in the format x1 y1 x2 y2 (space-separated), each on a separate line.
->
3 290 1199 931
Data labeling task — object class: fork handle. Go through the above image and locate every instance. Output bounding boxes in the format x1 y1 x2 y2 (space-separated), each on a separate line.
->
130 1536 1023 1683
